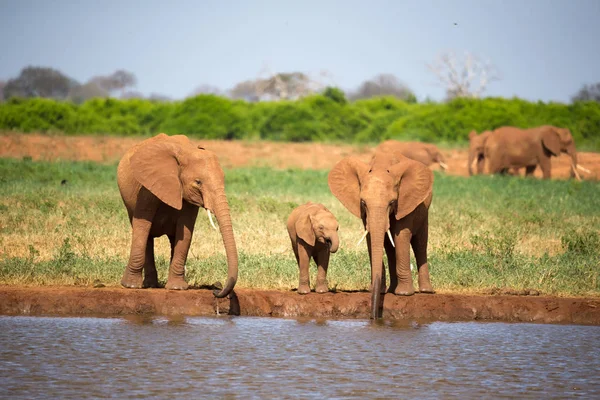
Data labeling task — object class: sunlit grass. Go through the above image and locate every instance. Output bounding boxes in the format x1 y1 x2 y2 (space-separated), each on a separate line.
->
1 157 599 296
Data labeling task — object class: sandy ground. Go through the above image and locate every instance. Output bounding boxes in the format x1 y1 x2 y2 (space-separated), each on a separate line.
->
1 286 599 325
1 132 599 179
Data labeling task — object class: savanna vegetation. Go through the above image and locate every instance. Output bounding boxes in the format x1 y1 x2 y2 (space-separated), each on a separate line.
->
1 157 598 296
1 94 600 150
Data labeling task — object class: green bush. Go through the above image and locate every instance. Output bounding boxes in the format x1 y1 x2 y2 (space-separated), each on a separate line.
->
1 94 599 150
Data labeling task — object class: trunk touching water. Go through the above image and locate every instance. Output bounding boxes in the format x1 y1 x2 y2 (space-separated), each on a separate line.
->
212 191 238 298
368 212 387 319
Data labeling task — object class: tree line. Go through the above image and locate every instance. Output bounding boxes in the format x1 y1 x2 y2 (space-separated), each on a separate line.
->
1 92 599 150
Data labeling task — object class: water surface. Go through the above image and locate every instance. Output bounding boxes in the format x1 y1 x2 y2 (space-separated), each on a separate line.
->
1 316 599 399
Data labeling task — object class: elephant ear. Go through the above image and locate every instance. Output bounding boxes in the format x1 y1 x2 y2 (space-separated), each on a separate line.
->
131 137 183 210
390 157 433 220
328 156 369 218
468 130 477 140
541 128 561 156
295 213 316 246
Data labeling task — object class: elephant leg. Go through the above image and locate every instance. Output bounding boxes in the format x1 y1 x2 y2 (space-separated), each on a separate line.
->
476 155 485 174
166 210 198 290
297 242 312 295
412 224 434 294
393 229 414 296
525 165 536 176
121 192 158 289
142 237 158 288
539 157 552 179
313 250 330 294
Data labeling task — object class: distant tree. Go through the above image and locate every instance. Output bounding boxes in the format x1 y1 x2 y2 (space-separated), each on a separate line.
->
323 86 347 104
67 81 108 103
120 90 146 99
571 83 600 103
89 69 137 97
148 93 172 102
189 84 222 97
228 79 260 102
3 66 79 99
427 51 500 100
348 74 416 102
0 80 5 102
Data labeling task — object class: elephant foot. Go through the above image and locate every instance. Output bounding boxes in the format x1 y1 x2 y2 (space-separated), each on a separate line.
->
315 280 329 294
419 284 435 294
121 270 143 289
394 282 415 296
298 284 311 295
165 277 189 290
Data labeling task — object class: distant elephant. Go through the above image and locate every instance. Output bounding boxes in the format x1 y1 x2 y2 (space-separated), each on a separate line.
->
117 133 237 297
328 152 434 319
468 130 492 175
376 140 448 171
287 202 340 294
484 125 581 179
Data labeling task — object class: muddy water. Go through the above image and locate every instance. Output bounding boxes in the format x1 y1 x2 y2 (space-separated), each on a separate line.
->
1 316 599 399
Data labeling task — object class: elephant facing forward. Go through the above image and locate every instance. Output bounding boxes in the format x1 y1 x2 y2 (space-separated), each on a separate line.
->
287 202 339 294
484 125 582 179
117 133 237 297
328 152 434 319
376 140 448 171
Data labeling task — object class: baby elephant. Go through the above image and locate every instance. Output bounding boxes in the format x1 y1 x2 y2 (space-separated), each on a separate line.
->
287 202 340 294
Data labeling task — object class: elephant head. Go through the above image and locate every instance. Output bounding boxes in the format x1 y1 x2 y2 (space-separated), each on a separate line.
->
423 143 448 171
328 152 433 318
468 130 491 175
130 134 237 298
296 205 340 253
539 125 578 164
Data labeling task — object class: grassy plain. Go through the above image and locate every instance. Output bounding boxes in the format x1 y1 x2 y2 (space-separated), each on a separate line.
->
0 157 599 296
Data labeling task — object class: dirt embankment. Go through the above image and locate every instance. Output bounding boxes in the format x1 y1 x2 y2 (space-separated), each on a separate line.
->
1 132 599 180
1 286 599 325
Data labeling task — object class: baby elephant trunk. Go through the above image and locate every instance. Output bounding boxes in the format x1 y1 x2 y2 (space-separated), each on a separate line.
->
327 235 339 253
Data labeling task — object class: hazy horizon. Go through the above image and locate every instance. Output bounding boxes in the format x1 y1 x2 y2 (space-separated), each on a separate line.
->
1 0 599 102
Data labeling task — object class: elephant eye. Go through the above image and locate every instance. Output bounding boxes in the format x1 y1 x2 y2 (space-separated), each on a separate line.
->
195 179 202 185
319 224 324 230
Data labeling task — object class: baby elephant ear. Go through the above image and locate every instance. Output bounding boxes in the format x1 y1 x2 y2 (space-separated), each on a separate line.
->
130 138 183 210
296 213 316 246
390 158 433 220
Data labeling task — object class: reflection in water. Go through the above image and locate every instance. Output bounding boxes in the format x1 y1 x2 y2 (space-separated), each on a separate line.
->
0 316 599 399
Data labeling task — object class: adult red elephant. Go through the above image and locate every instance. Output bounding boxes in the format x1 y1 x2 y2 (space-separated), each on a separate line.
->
484 125 584 179
117 133 238 298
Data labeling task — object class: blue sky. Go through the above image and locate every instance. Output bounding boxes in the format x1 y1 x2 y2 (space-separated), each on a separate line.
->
1 0 598 102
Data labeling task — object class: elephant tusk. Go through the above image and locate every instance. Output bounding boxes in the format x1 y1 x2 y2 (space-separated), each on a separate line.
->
439 161 449 170
577 164 591 174
387 229 395 247
207 209 218 230
571 164 582 182
357 230 369 246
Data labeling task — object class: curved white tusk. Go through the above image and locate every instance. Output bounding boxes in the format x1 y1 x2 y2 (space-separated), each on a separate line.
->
571 164 582 182
357 230 369 246
387 229 395 247
576 164 591 173
439 161 449 170
207 209 217 230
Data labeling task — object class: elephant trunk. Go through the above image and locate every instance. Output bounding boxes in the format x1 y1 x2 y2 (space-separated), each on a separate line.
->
329 235 339 253
211 190 238 298
567 143 578 167
367 212 386 319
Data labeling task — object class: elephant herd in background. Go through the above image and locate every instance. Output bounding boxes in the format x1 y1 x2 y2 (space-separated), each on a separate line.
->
115 125 587 319
467 125 589 180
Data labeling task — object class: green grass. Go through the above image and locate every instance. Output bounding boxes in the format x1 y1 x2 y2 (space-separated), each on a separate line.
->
1 157 599 296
